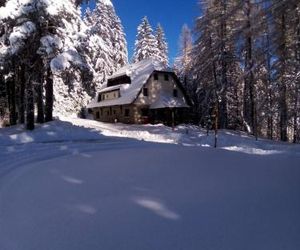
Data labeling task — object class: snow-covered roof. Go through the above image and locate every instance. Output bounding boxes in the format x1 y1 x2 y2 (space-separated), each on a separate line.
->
87 58 167 108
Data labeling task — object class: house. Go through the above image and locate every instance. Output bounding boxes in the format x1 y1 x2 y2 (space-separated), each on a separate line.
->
87 59 191 125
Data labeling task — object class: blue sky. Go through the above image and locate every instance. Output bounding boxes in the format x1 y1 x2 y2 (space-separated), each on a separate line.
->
84 0 200 65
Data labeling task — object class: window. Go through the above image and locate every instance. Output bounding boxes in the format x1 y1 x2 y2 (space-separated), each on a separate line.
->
96 111 100 119
173 89 178 97
113 110 116 115
97 94 101 102
100 108 103 116
143 88 148 97
141 108 149 117
125 109 130 117
164 74 169 81
154 74 158 80
107 75 131 87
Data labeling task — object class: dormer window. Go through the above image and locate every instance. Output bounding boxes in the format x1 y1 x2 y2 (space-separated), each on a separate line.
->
107 75 131 87
143 88 148 97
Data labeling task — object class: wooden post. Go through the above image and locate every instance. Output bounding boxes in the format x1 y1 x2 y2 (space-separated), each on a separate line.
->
254 102 258 141
45 67 53 122
172 108 175 131
214 102 218 148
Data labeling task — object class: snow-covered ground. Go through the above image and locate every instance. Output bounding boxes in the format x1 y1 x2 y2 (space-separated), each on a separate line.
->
65 117 300 155
0 118 299 250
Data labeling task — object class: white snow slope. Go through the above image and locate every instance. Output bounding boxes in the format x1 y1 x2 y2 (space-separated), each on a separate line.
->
0 118 299 250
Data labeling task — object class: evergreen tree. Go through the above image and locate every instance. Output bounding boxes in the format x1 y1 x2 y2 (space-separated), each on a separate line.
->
0 72 7 123
155 24 168 67
107 1 128 70
132 16 159 63
0 0 94 127
85 0 127 90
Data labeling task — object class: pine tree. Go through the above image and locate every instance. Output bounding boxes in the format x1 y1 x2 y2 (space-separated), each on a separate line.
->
1 0 95 127
132 16 159 63
107 1 128 70
155 24 168 67
0 71 7 123
36 0 94 117
1 0 38 129
85 0 127 90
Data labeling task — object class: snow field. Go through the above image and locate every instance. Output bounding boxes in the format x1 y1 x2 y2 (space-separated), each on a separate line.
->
0 118 299 250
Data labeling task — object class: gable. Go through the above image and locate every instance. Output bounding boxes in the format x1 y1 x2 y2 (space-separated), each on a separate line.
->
134 72 190 109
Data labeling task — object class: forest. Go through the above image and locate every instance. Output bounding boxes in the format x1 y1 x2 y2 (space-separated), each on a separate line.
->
0 0 299 143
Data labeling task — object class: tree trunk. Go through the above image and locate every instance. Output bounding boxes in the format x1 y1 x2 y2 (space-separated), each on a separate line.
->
243 0 255 135
8 77 17 126
267 88 274 140
26 73 35 130
214 102 219 148
45 67 53 122
19 65 26 124
266 29 273 140
0 74 8 122
254 102 258 140
210 34 219 148
279 12 288 142
219 2 228 129
293 11 300 143
280 84 288 141
293 89 299 143
36 72 45 124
